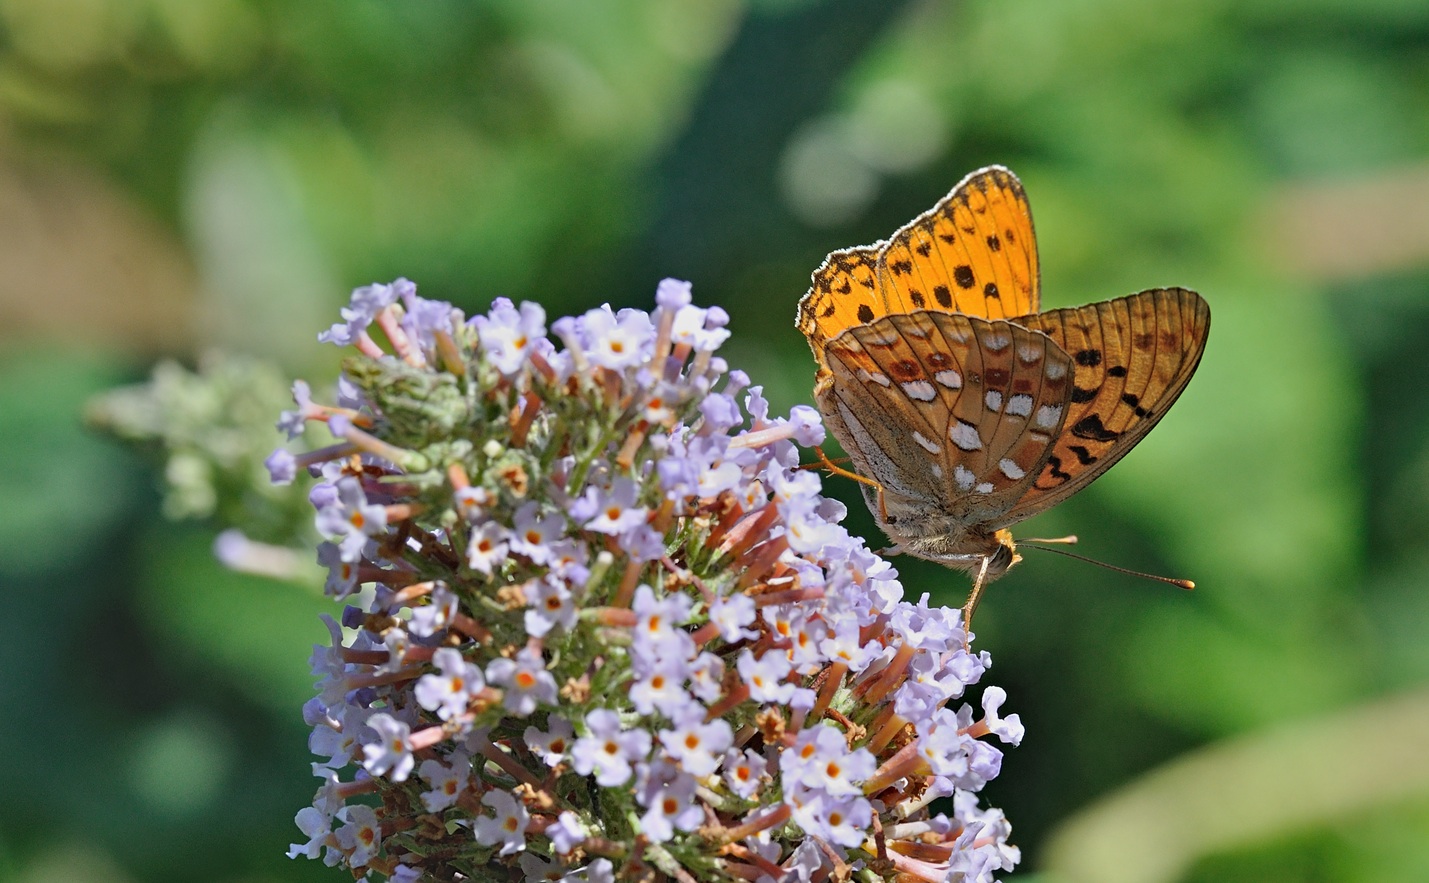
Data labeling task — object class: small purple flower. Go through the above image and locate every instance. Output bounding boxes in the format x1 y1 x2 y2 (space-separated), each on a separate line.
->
616 523 666 562
722 748 767 799
637 770 702 844
265 448 298 484
524 577 577 637
523 717 574 767
277 380 313 439
572 478 647 536
658 711 732 777
787 789 872 849
709 592 758 643
408 584 458 637
467 521 510 576
509 502 566 565
630 584 695 664
576 306 653 370
418 756 469 812
781 725 874 797
485 646 559 715
980 686 1025 745
333 803 383 866
547 810 587 855
473 298 546 375
629 656 694 717
315 477 387 563
396 279 455 352
655 277 692 310
571 709 651 787
737 649 796 704
414 648 486 721
286 806 331 861
473 789 530 856
361 712 414 782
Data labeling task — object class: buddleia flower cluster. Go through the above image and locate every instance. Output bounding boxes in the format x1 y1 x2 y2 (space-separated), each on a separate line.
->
275 277 1024 883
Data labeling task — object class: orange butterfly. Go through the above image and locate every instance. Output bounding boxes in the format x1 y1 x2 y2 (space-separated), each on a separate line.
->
797 166 1210 624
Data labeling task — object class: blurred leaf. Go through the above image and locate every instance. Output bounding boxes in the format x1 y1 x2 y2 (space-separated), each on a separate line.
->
139 524 327 713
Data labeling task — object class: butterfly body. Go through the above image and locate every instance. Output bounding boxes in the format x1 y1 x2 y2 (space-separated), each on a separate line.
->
797 166 1209 618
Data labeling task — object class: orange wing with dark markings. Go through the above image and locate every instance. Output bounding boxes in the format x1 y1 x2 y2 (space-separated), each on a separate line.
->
1002 287 1210 521
798 166 1040 377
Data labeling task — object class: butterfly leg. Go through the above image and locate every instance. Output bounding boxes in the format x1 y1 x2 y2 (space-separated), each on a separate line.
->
810 446 890 521
961 555 993 636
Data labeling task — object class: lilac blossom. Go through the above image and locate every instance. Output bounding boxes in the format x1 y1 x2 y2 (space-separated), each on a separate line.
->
278 281 1021 882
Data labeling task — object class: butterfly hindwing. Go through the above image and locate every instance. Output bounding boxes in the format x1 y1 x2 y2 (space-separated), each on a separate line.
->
817 311 1074 526
1001 287 1210 522
798 166 1040 377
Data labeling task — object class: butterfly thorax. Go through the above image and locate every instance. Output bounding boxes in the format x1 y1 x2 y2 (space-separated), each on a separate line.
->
870 486 1021 581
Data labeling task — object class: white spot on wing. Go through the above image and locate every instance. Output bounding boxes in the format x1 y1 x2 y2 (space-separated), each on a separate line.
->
901 380 936 402
999 458 1026 480
984 390 1003 411
949 420 983 451
1006 394 1033 417
930 464 943 480
1016 344 1042 364
1044 361 1067 381
934 369 963 389
1035 404 1063 429
975 482 995 494
954 465 975 490
982 332 1011 352
858 369 892 387
862 329 900 347
912 431 942 454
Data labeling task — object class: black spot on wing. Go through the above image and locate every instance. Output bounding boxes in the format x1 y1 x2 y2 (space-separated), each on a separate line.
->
953 265 976 289
857 304 875 324
1121 392 1150 418
934 285 952 308
1071 414 1120 442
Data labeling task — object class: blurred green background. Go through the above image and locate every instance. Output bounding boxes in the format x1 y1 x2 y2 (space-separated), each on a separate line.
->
4 1 1429 881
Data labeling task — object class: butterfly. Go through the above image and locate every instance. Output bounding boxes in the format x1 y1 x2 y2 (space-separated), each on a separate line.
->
796 166 1210 624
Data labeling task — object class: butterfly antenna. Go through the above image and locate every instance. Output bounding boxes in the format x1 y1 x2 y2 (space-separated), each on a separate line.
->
1020 541 1195 590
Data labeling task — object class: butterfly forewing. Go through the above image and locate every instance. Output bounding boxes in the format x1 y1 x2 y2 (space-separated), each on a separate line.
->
876 167 1039 322
817 311 1075 526
1003 287 1210 521
798 166 1039 375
